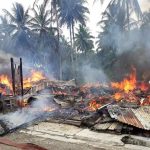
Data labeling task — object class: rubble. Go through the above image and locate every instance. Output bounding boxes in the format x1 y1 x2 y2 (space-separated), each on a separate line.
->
0 60 150 139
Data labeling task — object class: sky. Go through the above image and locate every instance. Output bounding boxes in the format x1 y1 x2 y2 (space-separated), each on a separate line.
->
0 0 149 39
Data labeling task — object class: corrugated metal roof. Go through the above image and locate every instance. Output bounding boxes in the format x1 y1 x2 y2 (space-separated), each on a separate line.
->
107 105 150 130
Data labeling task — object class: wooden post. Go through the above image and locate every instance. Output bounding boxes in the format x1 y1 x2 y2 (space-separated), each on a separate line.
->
20 58 24 96
10 58 15 96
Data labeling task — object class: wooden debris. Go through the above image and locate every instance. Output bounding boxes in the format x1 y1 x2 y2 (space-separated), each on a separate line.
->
94 122 112 130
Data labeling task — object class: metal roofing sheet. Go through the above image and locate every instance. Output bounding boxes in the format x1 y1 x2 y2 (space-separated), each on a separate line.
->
107 105 150 130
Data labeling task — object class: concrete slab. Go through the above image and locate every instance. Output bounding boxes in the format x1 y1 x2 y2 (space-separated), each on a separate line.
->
75 128 124 146
27 122 83 136
21 130 86 144
20 122 150 150
125 144 150 150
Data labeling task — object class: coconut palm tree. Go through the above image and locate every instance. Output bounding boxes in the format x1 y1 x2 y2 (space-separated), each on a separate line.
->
30 1 51 37
0 15 12 50
58 0 89 78
51 0 63 79
29 0 62 78
29 0 59 49
2 3 30 34
75 25 94 56
0 3 32 54
59 0 89 46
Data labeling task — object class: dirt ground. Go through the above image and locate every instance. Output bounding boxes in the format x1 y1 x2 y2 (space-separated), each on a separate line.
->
0 132 130 150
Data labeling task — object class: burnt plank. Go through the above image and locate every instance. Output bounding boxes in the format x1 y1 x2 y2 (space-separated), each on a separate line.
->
94 123 112 131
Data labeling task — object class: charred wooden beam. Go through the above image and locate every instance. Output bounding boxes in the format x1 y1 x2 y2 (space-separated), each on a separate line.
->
10 58 15 96
19 58 24 96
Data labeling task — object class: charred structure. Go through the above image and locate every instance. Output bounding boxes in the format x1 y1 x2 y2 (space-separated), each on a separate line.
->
0 0 149 149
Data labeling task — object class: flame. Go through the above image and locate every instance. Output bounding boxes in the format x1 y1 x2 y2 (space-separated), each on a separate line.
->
111 68 136 93
17 99 28 107
0 75 12 89
88 99 101 111
23 70 46 88
138 82 149 91
0 70 46 95
0 75 12 95
111 67 149 103
113 92 122 101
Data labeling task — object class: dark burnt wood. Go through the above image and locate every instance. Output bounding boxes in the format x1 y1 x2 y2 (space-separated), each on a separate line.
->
10 58 15 96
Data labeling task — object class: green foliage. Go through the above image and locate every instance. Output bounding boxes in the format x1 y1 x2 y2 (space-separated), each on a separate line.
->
0 0 91 80
58 0 89 28
75 25 94 55
0 0 149 82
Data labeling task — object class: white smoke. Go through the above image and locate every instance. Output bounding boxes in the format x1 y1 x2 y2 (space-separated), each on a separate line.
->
0 90 57 129
80 64 109 83
0 51 18 74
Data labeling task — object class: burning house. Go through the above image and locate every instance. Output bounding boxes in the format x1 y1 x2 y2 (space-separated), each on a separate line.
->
0 0 149 149
0 57 149 138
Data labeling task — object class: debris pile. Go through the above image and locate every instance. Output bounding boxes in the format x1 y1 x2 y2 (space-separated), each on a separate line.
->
0 67 150 137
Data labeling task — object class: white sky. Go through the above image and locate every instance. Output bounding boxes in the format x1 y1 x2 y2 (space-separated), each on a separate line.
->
0 0 149 39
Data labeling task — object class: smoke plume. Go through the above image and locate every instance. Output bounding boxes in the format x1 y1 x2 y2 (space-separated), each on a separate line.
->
80 64 109 83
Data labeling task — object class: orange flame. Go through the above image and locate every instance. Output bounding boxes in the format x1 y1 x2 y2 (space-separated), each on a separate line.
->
0 75 12 95
23 70 46 88
138 82 149 91
88 99 101 111
0 75 12 89
111 67 149 102
111 68 136 93
113 92 122 101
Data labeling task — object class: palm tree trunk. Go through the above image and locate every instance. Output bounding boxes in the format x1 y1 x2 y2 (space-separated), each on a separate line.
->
50 1 53 27
69 26 74 78
126 0 130 31
70 25 73 47
71 22 77 79
72 22 75 44
51 0 62 80
56 11 62 80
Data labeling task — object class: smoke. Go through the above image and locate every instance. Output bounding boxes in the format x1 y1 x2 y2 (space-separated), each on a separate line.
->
0 50 55 80
116 29 141 55
0 90 57 129
0 51 18 75
97 0 150 80
108 24 150 80
80 64 109 83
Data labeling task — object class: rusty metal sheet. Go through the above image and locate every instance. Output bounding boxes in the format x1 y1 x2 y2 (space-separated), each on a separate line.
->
107 105 150 130
132 107 150 130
